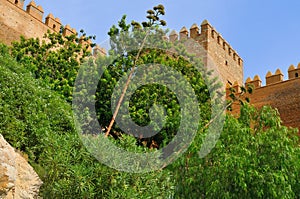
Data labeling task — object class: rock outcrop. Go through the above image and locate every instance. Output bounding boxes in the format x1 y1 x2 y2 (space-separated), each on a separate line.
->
0 134 43 199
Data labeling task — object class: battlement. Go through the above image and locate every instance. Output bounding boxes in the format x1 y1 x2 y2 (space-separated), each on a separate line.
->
239 63 300 90
0 0 80 46
227 64 300 131
45 13 62 33
0 0 106 56
227 64 300 94
26 0 44 21
7 0 76 36
7 0 24 9
168 20 244 86
168 20 243 68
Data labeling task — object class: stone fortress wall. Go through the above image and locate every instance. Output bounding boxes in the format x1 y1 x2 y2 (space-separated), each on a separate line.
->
0 0 299 131
168 20 300 131
229 66 300 131
0 0 106 55
168 20 244 86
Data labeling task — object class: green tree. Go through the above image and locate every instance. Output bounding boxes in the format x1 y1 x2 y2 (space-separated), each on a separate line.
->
171 103 300 198
0 43 175 198
10 28 95 102
3 3 300 198
81 5 216 151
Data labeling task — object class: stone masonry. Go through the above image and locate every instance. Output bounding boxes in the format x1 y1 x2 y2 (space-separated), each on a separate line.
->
0 0 106 55
0 0 299 131
169 20 244 86
228 67 300 131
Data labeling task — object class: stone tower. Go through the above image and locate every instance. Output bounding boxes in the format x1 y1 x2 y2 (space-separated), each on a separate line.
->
169 20 244 86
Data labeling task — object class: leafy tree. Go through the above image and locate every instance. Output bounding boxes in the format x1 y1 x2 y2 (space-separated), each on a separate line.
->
9 28 95 102
84 4 216 151
2 3 300 198
171 103 300 198
0 43 175 198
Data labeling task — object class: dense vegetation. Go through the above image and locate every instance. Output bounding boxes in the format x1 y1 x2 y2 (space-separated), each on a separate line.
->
10 28 95 102
0 43 174 198
172 104 300 198
1 4 300 198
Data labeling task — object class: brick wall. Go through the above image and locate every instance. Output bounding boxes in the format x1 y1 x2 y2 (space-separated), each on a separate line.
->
229 67 300 132
0 0 106 56
168 20 244 87
0 0 75 45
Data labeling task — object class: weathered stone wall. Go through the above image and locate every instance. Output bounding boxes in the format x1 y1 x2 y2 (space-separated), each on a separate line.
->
228 66 300 131
0 0 67 45
199 20 243 86
168 20 244 86
250 78 300 129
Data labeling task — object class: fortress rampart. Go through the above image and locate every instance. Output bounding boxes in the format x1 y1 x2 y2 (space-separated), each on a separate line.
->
0 0 76 45
168 20 244 86
227 65 300 131
0 0 299 131
0 0 106 55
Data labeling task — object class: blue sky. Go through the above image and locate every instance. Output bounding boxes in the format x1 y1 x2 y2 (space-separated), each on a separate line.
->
33 0 300 84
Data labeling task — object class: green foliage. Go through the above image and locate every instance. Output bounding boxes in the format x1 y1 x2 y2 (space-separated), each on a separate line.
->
0 43 74 161
171 103 300 198
94 50 210 148
0 43 175 198
227 84 253 111
9 29 94 102
2 3 300 198
93 5 213 149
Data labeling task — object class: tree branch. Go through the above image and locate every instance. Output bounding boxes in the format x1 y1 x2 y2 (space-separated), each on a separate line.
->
105 30 150 137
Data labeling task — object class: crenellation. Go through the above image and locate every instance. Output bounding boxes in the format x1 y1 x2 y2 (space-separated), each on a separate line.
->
200 19 211 35
288 63 300 79
169 30 178 42
266 69 283 85
45 13 62 32
245 64 300 88
245 75 262 89
167 20 244 85
189 23 200 39
26 1 44 21
2 0 245 83
200 20 243 85
62 24 75 37
167 20 243 70
0 0 106 56
228 65 300 131
7 0 24 8
1 0 78 43
200 20 243 69
245 77 252 83
179 26 188 40
229 70 300 131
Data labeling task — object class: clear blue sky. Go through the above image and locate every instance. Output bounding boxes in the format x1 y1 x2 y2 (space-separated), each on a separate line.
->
34 0 300 84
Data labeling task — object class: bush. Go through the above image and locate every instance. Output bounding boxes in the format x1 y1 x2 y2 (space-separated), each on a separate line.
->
171 104 300 198
0 43 175 198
